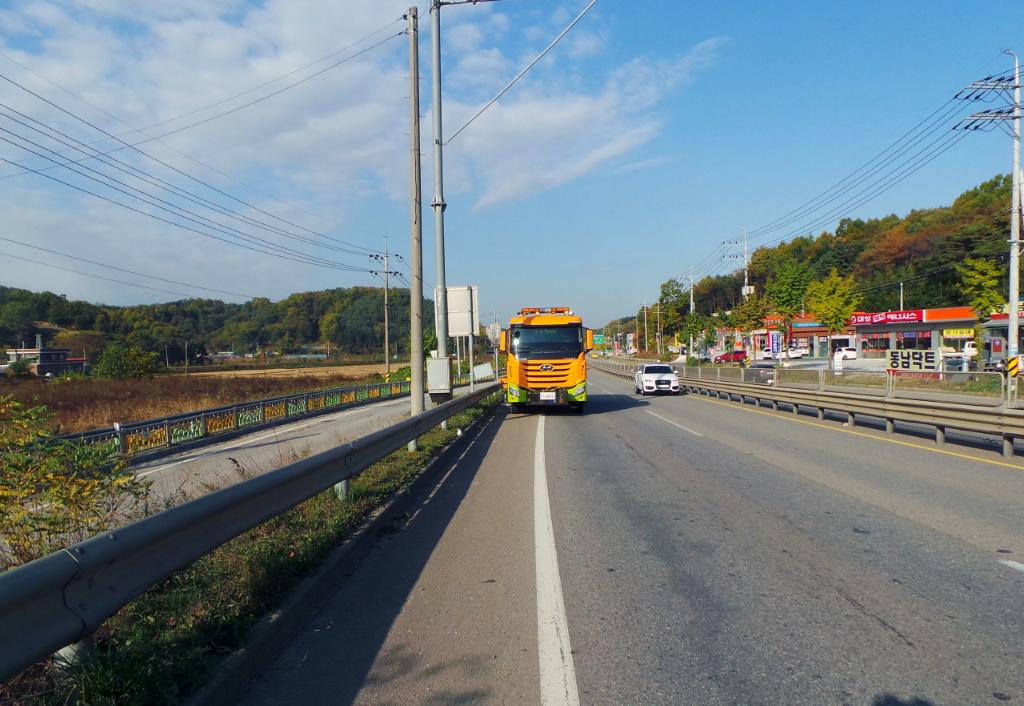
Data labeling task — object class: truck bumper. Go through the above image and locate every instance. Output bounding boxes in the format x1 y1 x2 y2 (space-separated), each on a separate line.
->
506 381 586 406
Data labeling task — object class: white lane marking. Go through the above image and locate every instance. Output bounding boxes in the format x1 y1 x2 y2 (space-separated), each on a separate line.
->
999 559 1024 573
534 415 581 706
645 410 704 437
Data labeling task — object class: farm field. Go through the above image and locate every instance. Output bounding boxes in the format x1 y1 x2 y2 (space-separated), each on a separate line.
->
1 365 397 433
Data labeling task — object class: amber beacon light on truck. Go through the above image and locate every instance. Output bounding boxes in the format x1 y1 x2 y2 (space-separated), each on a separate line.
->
498 307 595 410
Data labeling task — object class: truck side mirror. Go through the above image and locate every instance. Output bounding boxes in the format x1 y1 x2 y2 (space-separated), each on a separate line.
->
585 329 594 352
499 330 507 353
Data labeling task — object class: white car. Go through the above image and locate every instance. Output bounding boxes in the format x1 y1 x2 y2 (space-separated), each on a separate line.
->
634 364 680 395
834 346 857 360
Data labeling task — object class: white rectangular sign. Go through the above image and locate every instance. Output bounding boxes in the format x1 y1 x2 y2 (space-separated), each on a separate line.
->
443 285 480 337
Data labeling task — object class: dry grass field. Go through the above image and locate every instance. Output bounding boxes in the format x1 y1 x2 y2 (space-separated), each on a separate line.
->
1 367 385 433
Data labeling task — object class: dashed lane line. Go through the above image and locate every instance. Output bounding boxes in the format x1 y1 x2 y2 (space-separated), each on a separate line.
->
645 410 704 436
999 560 1024 573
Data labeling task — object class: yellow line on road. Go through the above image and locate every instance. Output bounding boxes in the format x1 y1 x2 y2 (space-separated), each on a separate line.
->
691 394 1024 472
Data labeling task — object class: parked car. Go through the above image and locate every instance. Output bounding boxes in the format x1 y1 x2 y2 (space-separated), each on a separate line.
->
940 341 978 360
634 364 680 395
745 361 777 384
714 350 748 364
833 346 857 360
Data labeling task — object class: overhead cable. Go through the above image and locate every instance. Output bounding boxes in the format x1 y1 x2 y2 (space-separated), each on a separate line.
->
0 236 257 300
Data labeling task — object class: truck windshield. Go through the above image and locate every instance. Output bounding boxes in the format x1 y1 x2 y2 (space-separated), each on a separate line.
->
510 325 583 358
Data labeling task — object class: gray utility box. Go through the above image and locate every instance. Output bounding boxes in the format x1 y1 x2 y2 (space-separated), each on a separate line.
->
427 356 452 395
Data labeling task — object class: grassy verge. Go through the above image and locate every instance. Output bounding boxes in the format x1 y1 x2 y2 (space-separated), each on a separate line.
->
1 396 497 706
0 372 385 434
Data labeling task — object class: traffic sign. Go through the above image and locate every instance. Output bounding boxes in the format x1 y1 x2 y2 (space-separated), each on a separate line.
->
593 334 605 344
1008 355 1020 378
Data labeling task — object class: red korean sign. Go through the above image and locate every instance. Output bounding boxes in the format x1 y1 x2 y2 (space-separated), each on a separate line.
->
850 310 925 325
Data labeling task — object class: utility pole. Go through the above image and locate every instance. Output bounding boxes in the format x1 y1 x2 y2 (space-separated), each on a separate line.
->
655 303 662 356
687 270 696 357
724 230 753 298
955 51 1022 361
430 0 450 367
899 281 904 311
643 301 649 353
384 237 391 379
406 6 425 444
184 339 189 376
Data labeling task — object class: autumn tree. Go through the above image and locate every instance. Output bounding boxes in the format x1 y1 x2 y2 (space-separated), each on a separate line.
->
956 257 1005 354
805 268 861 367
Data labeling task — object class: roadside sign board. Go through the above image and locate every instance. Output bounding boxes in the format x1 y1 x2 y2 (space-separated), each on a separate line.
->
593 334 605 344
888 349 939 372
442 285 479 337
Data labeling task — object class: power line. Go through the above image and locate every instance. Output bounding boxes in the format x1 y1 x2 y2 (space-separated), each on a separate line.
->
0 104 374 257
1 250 197 299
446 0 600 144
0 236 257 300
0 128 373 270
0 150 373 271
0 69 386 255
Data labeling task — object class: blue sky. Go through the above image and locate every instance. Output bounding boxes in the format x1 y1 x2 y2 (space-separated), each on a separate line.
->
0 0 1018 328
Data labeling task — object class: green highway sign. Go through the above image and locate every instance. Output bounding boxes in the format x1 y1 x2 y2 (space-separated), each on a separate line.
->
593 334 605 344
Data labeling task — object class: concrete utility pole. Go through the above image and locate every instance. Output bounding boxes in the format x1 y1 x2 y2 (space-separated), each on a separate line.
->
643 301 649 353
688 270 696 356
955 51 1022 360
655 303 662 356
1012 50 1022 361
406 7 425 442
724 229 754 298
381 237 392 379
899 281 904 311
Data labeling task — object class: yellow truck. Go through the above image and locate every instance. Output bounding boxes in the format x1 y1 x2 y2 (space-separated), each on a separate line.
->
499 307 594 411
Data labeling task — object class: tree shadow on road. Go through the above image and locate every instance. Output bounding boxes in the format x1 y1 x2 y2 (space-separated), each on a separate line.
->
241 408 505 705
872 695 939 706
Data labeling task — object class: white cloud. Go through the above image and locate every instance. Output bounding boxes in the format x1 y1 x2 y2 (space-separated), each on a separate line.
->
0 0 726 304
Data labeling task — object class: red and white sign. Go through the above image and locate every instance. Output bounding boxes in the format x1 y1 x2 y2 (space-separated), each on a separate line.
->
850 310 924 325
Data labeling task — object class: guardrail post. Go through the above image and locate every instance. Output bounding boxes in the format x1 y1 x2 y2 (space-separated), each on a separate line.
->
791 401 800 415
233 406 239 430
164 418 172 448
885 418 894 433
1003 434 1015 458
817 407 825 421
114 422 126 456
201 412 208 438
333 479 349 501
935 426 945 446
846 411 855 428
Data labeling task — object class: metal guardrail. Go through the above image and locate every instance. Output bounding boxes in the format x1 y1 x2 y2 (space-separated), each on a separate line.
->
592 361 1024 458
61 380 414 459
0 382 501 682
58 368 503 462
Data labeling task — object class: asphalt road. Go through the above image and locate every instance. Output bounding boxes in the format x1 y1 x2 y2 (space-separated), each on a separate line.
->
239 370 1024 705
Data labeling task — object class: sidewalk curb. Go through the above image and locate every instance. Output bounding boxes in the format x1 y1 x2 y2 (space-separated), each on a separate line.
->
185 402 501 706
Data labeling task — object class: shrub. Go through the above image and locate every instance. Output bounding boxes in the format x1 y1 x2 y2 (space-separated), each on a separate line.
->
93 344 159 379
0 396 151 571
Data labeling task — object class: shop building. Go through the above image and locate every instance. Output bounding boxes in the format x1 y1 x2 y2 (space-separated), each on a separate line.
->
758 314 855 357
850 306 976 358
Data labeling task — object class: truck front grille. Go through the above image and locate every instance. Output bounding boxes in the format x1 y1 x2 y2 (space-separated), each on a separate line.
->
522 360 572 387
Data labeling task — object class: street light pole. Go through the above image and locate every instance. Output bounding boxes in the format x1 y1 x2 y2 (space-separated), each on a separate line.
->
429 0 450 365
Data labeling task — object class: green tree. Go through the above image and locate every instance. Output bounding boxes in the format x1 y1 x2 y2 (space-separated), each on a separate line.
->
730 293 770 353
0 396 150 569
93 343 159 379
765 258 812 352
805 268 861 367
956 257 1004 354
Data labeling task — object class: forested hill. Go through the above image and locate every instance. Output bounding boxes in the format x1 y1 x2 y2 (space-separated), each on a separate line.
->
0 286 434 361
670 174 1014 317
